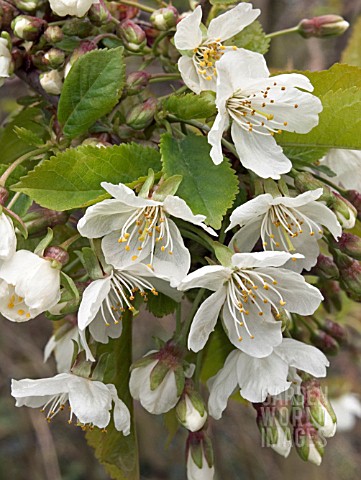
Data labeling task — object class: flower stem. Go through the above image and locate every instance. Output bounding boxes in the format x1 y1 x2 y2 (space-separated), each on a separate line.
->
0 146 51 187
152 30 174 55
149 73 181 83
59 233 81 251
118 0 155 13
266 26 299 39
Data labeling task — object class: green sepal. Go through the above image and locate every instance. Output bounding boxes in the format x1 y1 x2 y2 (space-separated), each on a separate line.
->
138 168 155 198
202 435 214 468
76 247 104 280
174 365 185 397
149 360 169 391
71 351 93 379
263 179 281 197
130 353 157 372
212 241 233 267
34 227 53 256
91 352 111 382
189 390 206 417
190 442 203 469
60 271 80 304
175 397 187 423
152 175 183 201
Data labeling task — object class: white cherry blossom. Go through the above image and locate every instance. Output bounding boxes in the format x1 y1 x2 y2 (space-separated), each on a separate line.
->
174 3 260 93
187 451 215 480
11 372 130 433
78 182 216 287
227 188 342 272
0 211 16 261
178 251 323 358
321 149 361 191
208 338 329 419
49 0 99 17
0 37 11 87
208 49 322 178
0 250 61 322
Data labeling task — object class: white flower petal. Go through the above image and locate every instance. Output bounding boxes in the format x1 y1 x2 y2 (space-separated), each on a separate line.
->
106 384 131 435
208 112 230 165
207 350 239 419
231 251 300 269
0 214 16 260
178 265 232 292
229 218 262 253
271 189 323 208
207 3 260 41
321 149 361 191
227 194 272 230
174 6 203 50
11 373 71 405
101 182 160 208
178 56 203 94
275 338 329 377
102 230 151 270
281 230 321 273
298 201 342 239
188 288 227 352
89 311 123 342
78 277 112 330
49 0 94 17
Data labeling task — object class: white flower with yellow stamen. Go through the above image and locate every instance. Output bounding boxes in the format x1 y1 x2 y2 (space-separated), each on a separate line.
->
174 3 260 94
227 188 342 272
0 250 61 322
11 373 130 434
178 251 323 358
78 182 216 287
207 338 329 418
208 49 322 178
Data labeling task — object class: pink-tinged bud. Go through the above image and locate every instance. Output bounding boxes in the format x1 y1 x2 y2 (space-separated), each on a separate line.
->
108 2 138 20
298 15 349 38
117 19 146 52
13 0 40 12
11 15 47 41
309 254 339 279
43 48 65 69
0 1 18 30
332 192 357 229
43 26 63 44
44 245 69 266
62 18 95 38
88 0 113 26
0 186 9 205
320 318 347 344
293 410 324 465
186 431 214 479
176 380 207 432
64 41 97 77
126 98 157 130
39 70 63 95
150 6 179 31
333 251 361 302
333 232 361 260
294 172 334 205
344 190 361 221
24 208 69 236
310 330 339 355
302 380 337 438
125 70 150 96
320 280 342 312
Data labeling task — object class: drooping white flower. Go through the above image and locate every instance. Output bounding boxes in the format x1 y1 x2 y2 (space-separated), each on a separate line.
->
208 49 322 178
39 70 63 95
49 0 99 17
331 393 361 431
207 338 329 419
0 250 61 322
269 418 292 458
187 450 215 480
11 372 130 433
174 3 260 94
178 251 323 358
44 323 79 373
0 37 11 87
321 149 361 191
78 182 216 287
0 211 16 260
176 390 208 432
227 188 342 272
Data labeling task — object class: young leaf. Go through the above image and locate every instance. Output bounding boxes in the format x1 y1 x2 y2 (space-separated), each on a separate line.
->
160 134 238 229
163 91 216 120
58 47 125 138
146 292 177 318
12 144 162 211
226 20 270 55
200 323 233 383
13 126 44 147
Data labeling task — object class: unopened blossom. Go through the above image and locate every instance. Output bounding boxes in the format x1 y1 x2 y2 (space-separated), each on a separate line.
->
186 431 214 480
178 251 323 357
49 0 99 17
0 38 11 87
174 3 260 93
78 182 216 287
39 70 63 95
11 373 130 433
227 188 341 272
208 49 322 178
321 149 361 191
208 338 329 418
0 250 61 322
187 451 214 480
0 212 16 260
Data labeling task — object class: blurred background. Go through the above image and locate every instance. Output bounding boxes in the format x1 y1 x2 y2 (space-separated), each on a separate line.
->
1 0 361 479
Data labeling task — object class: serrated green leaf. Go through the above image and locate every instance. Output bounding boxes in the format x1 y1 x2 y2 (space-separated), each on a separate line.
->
13 144 162 211
163 91 216 120
86 313 139 480
146 292 177 318
341 16 361 67
282 146 328 167
14 126 44 147
58 47 125 138
225 21 270 55
210 0 238 5
200 323 233 383
160 134 238 229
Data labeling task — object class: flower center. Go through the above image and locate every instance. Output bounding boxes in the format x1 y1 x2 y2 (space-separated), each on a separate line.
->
193 39 231 81
100 271 158 326
261 204 323 252
227 269 286 341
118 205 174 267
226 83 296 135
4 285 31 319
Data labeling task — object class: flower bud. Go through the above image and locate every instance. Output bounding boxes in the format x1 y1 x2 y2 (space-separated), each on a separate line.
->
11 15 47 41
0 186 9 205
125 71 150 96
107 2 138 21
64 41 96 77
43 48 65 69
126 98 157 130
333 251 361 301
13 0 40 12
310 330 339 355
24 208 69 236
332 232 361 260
344 190 361 221
150 6 179 31
0 1 18 30
43 25 64 44
293 420 324 465
298 15 349 39
331 192 357 229
176 381 207 432
117 19 146 52
44 245 70 266
88 0 113 26
39 70 63 95
186 431 214 480
293 172 334 206
302 380 337 438
309 254 339 279
62 17 94 38
320 280 342 312
320 318 347 344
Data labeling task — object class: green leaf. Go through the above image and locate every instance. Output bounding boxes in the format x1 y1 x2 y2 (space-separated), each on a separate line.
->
210 0 238 5
341 16 361 67
146 292 177 318
278 64 361 150
160 134 238 229
200 323 233 383
282 146 328 167
58 47 125 138
225 21 270 55
13 144 162 211
86 313 139 480
163 91 216 120
0 107 49 164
